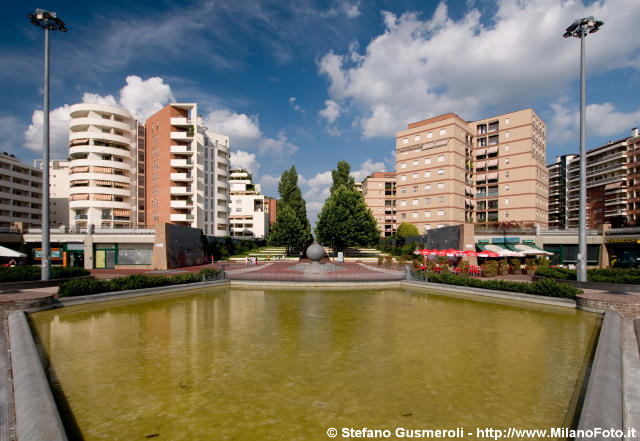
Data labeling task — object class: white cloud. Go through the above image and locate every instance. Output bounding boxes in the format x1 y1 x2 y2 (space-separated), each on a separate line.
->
319 99 341 124
24 105 71 158
230 150 260 174
259 130 299 155
318 0 640 138
289 97 305 114
343 1 361 18
81 92 117 106
205 109 262 147
119 76 175 120
549 99 640 144
351 158 386 183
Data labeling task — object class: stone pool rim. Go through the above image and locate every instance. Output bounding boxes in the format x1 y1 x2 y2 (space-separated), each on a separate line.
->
8 279 633 441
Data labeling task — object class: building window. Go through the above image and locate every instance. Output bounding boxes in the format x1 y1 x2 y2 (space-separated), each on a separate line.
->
438 210 445 216
505 158 510 165
413 186 418 192
401 213 406 219
438 169 444 176
505 145 509 151
505 171 509 178
505 132 510 138
412 199 418 205
438 196 444 203
505 118 510 125
425 198 431 204
403 138 408 144
438 155 445 162
425 171 432 178
414 135 420 141
412 160 419 166
437 183 444 189
505 185 510 191
412 212 418 219
425 184 431 191
401 201 406 206
425 158 431 164
505 198 509 205
425 211 431 217
401 162 407 169
440 129 446 135
505 212 509 217
412 173 418 179
401 175 407 181
401 188 407 194
427 132 433 139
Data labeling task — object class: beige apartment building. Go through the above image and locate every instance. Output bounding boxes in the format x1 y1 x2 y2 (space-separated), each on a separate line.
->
361 172 396 237
229 169 269 239
0 153 42 229
145 103 230 236
395 108 548 233
35 159 70 227
567 128 640 228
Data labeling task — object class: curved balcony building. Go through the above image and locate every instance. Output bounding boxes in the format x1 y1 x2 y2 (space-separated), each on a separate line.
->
68 103 141 228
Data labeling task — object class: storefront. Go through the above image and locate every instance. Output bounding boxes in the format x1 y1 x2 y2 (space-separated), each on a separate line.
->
606 236 640 268
93 243 154 269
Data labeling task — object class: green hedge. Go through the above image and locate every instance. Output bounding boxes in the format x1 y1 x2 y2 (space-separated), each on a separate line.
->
535 267 640 284
58 268 221 297
416 271 581 299
0 266 90 283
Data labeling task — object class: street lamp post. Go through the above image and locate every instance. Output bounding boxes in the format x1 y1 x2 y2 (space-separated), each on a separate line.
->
27 9 67 280
563 17 603 283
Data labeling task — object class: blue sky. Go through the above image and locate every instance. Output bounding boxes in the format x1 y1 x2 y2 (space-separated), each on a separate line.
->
2 0 640 225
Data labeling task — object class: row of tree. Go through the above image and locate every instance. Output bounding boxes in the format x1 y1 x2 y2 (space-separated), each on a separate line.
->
268 161 380 253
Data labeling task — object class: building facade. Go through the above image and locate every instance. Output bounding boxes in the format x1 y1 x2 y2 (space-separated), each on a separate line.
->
145 103 230 236
547 154 577 230
395 108 548 233
68 103 142 229
0 153 42 229
567 128 640 228
361 172 397 237
229 169 269 239
34 159 70 227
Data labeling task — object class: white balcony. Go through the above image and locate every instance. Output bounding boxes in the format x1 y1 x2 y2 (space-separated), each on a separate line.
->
170 117 192 126
170 213 195 222
170 145 193 155
170 186 193 195
170 159 194 168
170 199 193 209
170 173 193 182
170 131 193 141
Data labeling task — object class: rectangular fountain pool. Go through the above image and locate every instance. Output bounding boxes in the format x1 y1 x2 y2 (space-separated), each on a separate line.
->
29 286 601 440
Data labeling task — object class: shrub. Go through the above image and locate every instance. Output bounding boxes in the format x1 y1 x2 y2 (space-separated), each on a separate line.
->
58 268 221 297
0 265 90 283
535 267 575 280
384 255 393 268
458 260 470 276
484 260 498 277
377 256 384 266
498 259 508 275
424 271 581 299
509 258 521 274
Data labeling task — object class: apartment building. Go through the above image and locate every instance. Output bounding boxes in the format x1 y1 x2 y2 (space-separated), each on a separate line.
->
395 108 548 233
0 152 42 229
264 196 278 229
361 172 397 237
229 169 269 239
34 159 70 227
567 128 640 228
145 103 230 236
547 154 577 229
68 103 142 229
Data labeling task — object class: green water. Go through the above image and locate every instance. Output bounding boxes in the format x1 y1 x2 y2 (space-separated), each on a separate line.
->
30 287 600 441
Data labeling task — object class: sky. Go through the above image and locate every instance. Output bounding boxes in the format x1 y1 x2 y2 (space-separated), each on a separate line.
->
2 0 640 226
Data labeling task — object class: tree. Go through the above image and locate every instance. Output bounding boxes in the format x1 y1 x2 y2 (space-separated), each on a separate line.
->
278 166 312 240
315 185 380 251
269 166 312 251
268 204 304 254
330 160 355 195
396 222 419 241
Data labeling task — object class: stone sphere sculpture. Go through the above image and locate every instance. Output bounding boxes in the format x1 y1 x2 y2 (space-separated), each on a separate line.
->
306 242 325 262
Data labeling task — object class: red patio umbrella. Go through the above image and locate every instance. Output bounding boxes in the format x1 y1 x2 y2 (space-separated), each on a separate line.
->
462 250 478 257
436 250 448 256
446 249 462 256
418 249 431 255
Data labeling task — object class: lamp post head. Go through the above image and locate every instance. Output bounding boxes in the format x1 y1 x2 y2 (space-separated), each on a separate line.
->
27 8 67 32
563 16 603 38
